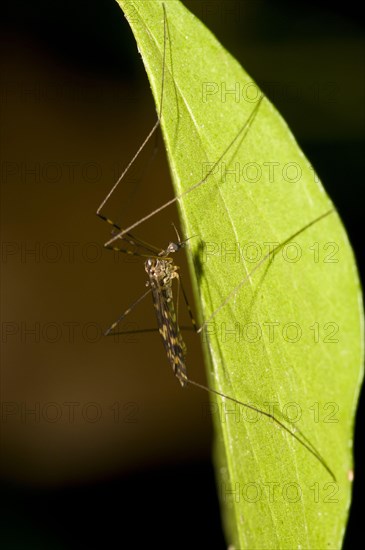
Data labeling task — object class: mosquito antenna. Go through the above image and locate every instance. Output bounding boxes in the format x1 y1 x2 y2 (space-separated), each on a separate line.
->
197 208 334 333
105 96 264 246
171 222 181 244
186 378 336 481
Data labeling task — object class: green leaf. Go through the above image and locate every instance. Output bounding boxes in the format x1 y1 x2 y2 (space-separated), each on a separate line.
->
117 1 363 547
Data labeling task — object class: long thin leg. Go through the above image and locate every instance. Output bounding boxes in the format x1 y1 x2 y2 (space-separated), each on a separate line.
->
197 208 333 333
105 243 172 260
105 288 152 336
175 271 181 326
96 3 169 231
106 96 264 245
178 274 198 333
97 212 161 255
186 378 336 481
106 227 191 259
106 325 196 337
96 121 160 221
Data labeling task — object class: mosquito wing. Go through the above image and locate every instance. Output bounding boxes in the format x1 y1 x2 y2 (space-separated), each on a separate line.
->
149 270 188 387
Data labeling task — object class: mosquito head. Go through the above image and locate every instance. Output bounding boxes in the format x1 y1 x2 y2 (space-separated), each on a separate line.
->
166 241 181 254
164 234 198 256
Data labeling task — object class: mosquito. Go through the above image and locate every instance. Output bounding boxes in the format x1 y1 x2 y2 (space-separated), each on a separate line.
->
96 3 336 481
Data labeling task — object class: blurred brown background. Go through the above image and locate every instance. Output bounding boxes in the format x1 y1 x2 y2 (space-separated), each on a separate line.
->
1 0 364 548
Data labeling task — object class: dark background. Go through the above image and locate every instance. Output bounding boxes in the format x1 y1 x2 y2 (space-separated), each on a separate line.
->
1 0 364 548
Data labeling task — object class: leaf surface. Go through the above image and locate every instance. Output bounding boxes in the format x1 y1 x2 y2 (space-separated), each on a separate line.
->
117 1 363 547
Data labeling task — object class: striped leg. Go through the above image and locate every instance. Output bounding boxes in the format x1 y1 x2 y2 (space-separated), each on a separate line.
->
105 288 152 336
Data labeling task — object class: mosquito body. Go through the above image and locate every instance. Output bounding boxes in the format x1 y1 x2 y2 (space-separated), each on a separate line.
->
145 244 188 387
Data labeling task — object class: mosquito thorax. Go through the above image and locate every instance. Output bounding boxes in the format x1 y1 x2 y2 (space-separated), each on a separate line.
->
145 258 154 271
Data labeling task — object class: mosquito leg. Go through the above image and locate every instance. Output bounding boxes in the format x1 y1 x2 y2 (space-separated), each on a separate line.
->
178 274 198 333
106 325 196 337
104 243 152 258
105 97 264 245
197 208 334 333
96 120 160 219
175 272 181 326
105 288 152 336
97 212 161 254
186 378 336 481
96 4 169 239
106 243 169 260
106 327 159 338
